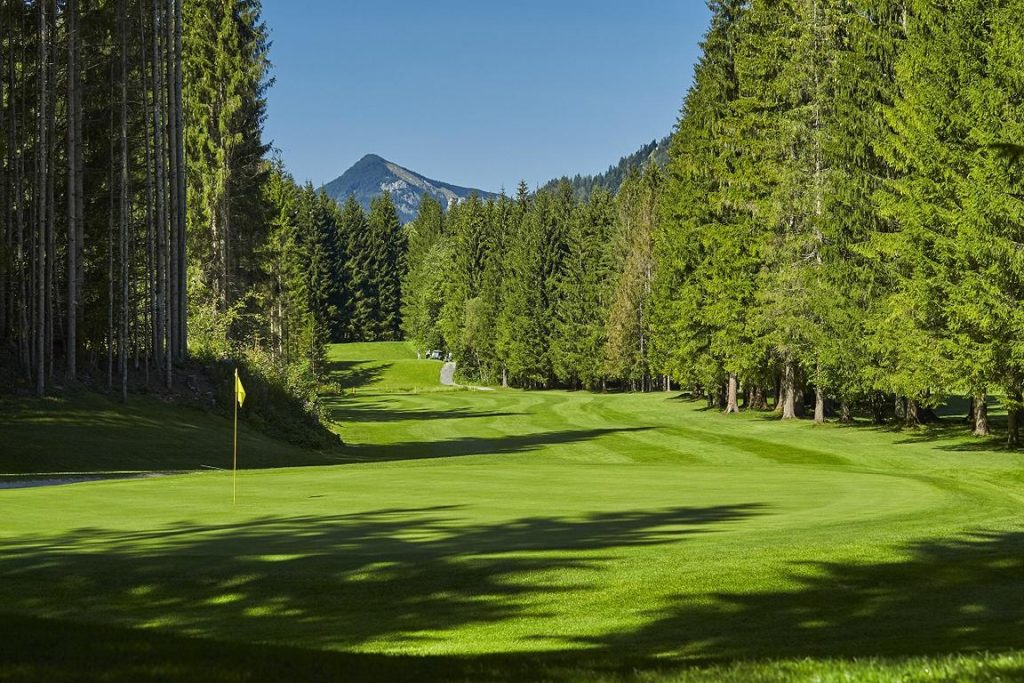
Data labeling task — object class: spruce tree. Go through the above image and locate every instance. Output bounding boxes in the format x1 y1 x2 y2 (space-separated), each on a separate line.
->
553 188 615 390
496 183 548 387
340 195 377 340
653 0 752 409
605 165 661 391
402 195 447 353
366 193 405 341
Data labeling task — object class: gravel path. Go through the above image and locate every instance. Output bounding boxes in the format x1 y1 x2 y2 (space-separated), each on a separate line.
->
440 362 457 386
0 472 174 490
439 361 494 391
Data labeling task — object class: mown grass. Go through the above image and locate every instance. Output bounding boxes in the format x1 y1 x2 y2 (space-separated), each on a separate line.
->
0 392 342 475
3 342 1024 681
326 341 454 394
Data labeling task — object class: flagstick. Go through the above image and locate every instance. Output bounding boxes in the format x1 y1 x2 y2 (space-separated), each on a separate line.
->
233 368 238 505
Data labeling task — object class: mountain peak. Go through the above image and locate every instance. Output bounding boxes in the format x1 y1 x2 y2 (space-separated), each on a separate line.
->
355 153 386 165
322 156 496 223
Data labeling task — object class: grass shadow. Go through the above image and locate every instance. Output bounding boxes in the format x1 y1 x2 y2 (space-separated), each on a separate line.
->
340 427 656 463
321 394 523 425
586 529 1024 663
8 512 1024 679
0 503 767 679
328 359 391 391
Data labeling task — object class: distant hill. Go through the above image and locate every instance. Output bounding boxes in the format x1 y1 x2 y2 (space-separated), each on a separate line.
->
541 136 671 199
322 154 498 223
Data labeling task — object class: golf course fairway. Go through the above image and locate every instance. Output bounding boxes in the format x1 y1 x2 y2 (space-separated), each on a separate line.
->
3 342 1024 681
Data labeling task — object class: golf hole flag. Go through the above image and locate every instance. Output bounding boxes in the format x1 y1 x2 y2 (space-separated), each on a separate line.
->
233 369 246 504
235 370 246 407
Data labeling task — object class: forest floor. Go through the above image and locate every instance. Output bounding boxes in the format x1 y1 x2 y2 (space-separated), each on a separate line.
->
3 343 1024 681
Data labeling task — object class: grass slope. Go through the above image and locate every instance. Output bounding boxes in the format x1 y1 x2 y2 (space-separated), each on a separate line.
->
327 341 452 394
4 342 1024 681
0 392 341 475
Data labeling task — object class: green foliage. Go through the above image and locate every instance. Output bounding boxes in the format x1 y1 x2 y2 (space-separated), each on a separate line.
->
541 137 670 200
653 0 754 394
552 189 615 389
873 0 1024 409
604 165 661 389
402 195 449 353
185 0 273 320
349 194 406 342
648 0 1024 431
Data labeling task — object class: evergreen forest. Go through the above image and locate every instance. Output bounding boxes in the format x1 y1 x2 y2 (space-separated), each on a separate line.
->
2 0 1023 445
403 0 1024 444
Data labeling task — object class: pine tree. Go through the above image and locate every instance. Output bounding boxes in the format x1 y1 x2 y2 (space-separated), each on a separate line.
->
653 0 755 409
341 195 378 340
474 194 511 383
440 194 490 376
496 183 548 387
184 0 272 340
552 188 615 389
874 0 1024 434
605 165 661 391
367 193 405 341
402 195 447 353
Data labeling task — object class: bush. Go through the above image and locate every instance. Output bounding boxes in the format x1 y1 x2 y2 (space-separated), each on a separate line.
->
199 346 341 450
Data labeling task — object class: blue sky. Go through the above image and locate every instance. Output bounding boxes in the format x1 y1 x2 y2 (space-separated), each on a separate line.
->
262 1 712 192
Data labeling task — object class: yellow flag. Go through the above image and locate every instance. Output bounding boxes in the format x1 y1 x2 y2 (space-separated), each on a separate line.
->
235 370 246 408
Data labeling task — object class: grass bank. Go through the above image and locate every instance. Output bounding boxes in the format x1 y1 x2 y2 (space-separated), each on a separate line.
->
3 342 1024 680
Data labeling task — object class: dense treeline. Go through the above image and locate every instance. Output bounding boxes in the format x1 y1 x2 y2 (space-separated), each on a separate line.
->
403 168 663 391
0 0 401 418
408 0 1024 444
654 0 1023 440
540 137 670 201
263 173 407 379
0 0 186 398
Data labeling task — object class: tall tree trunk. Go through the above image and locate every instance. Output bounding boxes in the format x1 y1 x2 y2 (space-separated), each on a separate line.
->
65 0 79 381
166 0 180 364
724 373 739 414
781 357 798 420
1008 391 1022 449
0 6 6 346
141 0 155 381
173 0 187 360
120 0 131 402
14 29 28 372
74 2 85 352
45 0 56 382
153 0 170 389
34 0 48 396
973 391 991 437
814 386 825 424
107 91 115 392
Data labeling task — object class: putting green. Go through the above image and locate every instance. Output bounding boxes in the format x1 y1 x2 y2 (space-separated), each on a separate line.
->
3 343 1024 680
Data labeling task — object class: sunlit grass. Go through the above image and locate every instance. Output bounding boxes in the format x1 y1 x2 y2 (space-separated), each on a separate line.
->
4 342 1024 680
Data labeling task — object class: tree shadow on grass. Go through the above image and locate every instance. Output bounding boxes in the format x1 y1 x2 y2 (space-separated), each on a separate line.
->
328 359 391 390
883 416 1017 453
0 399 346 476
5 513 1024 680
0 503 767 680
587 529 1024 664
321 394 524 424
339 427 654 463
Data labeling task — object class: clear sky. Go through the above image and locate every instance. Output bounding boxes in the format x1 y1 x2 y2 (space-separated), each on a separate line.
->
262 1 712 193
